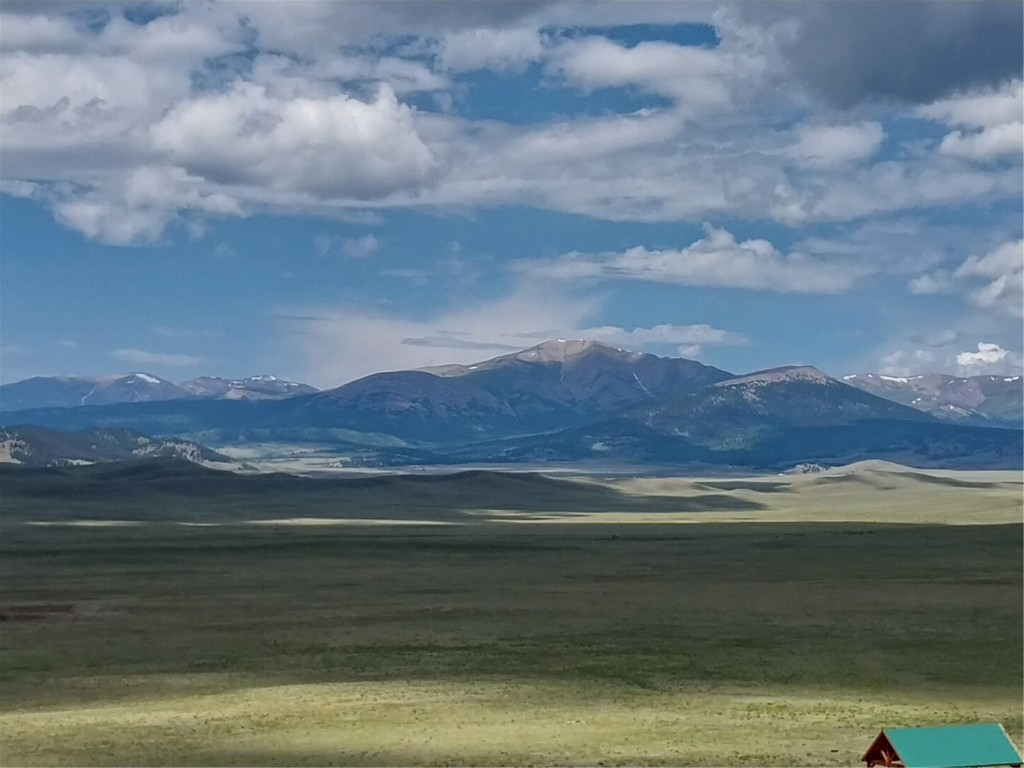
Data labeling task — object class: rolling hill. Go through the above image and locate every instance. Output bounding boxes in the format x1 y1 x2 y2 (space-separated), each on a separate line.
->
0 426 230 467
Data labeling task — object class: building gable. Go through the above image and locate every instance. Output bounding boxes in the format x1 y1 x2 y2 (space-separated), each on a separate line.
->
863 723 1023 768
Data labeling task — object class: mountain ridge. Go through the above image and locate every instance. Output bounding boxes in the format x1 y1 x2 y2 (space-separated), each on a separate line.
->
0 425 231 467
1 373 319 412
0 340 1019 470
843 372 1022 427
179 375 319 400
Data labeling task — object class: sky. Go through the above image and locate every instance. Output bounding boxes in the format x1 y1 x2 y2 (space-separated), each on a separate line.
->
1 0 1022 389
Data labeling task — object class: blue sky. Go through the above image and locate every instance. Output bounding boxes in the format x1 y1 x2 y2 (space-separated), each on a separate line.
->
1 1 1021 388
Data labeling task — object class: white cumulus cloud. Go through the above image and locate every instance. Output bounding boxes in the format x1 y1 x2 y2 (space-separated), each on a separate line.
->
788 122 885 168
50 165 242 245
879 348 941 377
956 342 1022 375
518 224 867 294
548 36 730 110
151 83 438 201
919 80 1024 162
872 328 1023 378
0 3 1020 246
439 27 543 73
908 270 955 295
954 239 1024 318
341 234 383 260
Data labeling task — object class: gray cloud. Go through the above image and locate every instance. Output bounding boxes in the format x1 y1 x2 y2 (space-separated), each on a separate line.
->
151 325 223 339
365 0 551 33
743 1 1023 108
401 335 523 351
2 1 1020 245
236 0 551 56
110 347 201 367
341 234 382 259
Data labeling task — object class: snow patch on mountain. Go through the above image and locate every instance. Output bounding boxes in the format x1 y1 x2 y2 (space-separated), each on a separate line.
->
843 371 1023 426
716 366 833 388
178 375 319 400
514 339 605 364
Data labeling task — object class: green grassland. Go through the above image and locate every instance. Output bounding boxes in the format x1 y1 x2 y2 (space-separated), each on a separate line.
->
0 461 1021 766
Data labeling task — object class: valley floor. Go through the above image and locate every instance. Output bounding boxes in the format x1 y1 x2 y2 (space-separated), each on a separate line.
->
0 465 1021 766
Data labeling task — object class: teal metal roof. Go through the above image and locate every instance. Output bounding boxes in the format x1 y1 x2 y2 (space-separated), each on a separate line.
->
886 723 1022 768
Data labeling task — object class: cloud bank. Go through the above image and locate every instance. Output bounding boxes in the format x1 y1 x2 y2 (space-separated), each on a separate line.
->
1 2 1020 244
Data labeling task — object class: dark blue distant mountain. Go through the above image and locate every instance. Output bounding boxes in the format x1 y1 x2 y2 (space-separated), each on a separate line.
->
0 373 188 411
1 341 1020 470
843 372 1023 428
1 373 317 412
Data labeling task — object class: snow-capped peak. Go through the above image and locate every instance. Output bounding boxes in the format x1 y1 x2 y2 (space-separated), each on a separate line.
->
176 374 319 400
716 365 833 388
513 338 637 364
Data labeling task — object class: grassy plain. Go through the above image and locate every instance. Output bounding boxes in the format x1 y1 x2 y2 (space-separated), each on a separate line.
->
0 461 1021 766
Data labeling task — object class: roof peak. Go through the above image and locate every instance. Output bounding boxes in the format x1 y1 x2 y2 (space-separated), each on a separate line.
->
863 722 1022 768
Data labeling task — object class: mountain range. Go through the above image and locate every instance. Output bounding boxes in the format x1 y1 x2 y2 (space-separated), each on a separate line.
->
0 373 318 411
842 372 1022 428
1 340 1020 470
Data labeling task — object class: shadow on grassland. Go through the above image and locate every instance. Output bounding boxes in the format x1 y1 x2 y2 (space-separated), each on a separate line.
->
0 459 768 520
0 518 1020 768
801 470 1004 490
